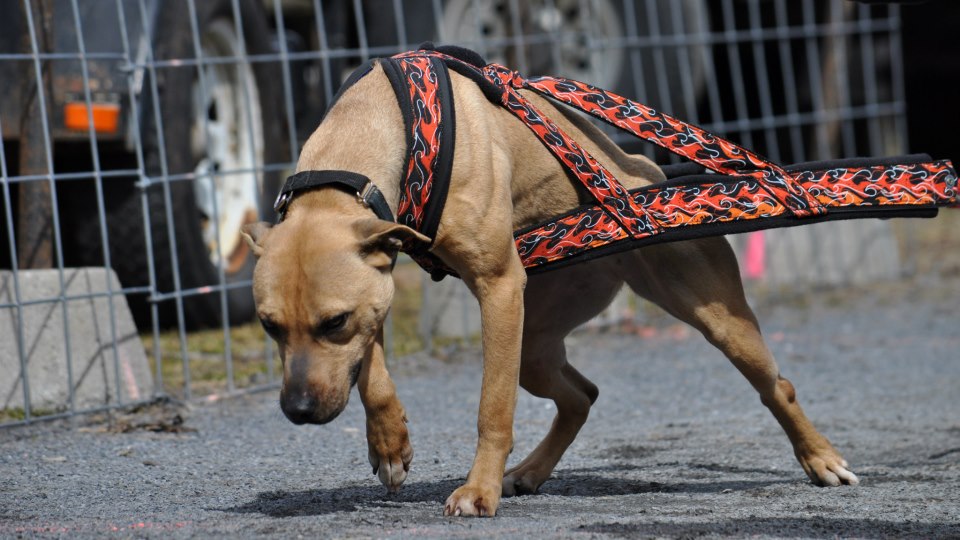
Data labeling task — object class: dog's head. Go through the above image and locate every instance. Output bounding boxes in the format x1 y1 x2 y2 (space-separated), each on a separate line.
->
241 205 428 425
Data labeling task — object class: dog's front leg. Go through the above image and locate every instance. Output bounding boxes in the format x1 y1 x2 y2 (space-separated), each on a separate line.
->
443 265 526 517
359 330 413 492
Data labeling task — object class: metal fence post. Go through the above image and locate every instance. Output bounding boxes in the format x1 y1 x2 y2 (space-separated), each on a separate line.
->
16 0 55 270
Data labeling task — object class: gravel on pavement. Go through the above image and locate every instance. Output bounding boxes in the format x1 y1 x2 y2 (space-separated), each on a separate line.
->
1 278 958 538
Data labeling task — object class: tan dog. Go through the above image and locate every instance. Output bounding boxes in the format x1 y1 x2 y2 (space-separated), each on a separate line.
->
241 61 858 517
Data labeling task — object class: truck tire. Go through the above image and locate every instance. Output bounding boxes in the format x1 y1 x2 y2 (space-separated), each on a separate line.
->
82 0 286 329
438 0 708 120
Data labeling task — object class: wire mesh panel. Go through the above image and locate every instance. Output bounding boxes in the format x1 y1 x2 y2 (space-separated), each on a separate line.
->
0 0 932 427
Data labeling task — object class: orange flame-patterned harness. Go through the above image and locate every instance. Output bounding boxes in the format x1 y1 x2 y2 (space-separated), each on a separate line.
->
275 45 958 280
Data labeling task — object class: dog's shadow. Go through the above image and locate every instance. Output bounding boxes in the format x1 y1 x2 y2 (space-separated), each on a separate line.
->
222 478 460 517
536 467 792 498
221 465 792 517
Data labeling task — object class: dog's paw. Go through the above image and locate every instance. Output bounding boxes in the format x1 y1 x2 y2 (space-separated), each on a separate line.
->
796 440 859 487
366 409 413 492
501 466 546 497
443 483 500 517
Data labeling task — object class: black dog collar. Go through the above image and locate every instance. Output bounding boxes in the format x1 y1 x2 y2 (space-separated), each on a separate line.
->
274 170 394 223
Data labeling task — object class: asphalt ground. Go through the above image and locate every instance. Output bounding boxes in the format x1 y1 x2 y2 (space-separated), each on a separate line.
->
1 277 958 538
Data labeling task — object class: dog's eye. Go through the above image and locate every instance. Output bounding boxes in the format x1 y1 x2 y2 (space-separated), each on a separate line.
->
318 312 350 335
259 317 281 337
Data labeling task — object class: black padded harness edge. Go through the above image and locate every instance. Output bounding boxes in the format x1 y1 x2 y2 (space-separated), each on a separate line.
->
380 55 457 248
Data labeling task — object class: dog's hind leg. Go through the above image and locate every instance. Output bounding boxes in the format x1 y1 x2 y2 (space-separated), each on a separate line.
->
502 265 619 496
620 238 859 487
502 340 599 496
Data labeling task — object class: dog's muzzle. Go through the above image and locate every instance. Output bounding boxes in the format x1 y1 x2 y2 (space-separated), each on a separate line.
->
279 359 362 425
280 392 346 425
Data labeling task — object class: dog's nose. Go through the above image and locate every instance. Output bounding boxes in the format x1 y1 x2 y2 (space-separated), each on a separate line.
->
281 393 317 425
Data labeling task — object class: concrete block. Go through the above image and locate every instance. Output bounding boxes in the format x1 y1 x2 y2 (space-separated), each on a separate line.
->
419 274 632 341
732 219 901 287
419 277 481 340
1 268 153 414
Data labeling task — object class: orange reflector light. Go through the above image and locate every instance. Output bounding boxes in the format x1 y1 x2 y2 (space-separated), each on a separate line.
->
64 102 120 134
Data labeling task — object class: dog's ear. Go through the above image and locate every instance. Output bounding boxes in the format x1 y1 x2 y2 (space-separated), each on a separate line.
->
354 218 431 267
241 222 273 258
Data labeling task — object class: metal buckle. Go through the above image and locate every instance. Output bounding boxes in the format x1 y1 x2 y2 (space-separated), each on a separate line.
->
273 191 292 214
357 181 375 208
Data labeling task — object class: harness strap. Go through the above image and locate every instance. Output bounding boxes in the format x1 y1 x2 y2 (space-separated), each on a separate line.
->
519 75 825 219
381 56 454 240
514 156 957 272
382 54 457 278
481 63 661 237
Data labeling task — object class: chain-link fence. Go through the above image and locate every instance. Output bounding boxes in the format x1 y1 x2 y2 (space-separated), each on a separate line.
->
3 0 950 427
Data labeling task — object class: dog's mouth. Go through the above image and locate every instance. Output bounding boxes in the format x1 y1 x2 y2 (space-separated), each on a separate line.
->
310 407 345 426
349 359 362 388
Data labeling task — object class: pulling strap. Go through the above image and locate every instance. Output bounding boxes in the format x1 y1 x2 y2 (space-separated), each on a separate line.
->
513 155 956 272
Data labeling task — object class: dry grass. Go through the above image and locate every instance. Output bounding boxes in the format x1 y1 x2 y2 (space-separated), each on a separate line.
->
141 321 279 398
142 259 429 398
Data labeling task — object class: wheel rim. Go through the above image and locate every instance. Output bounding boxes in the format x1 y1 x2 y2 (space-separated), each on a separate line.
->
191 18 264 275
439 0 625 88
